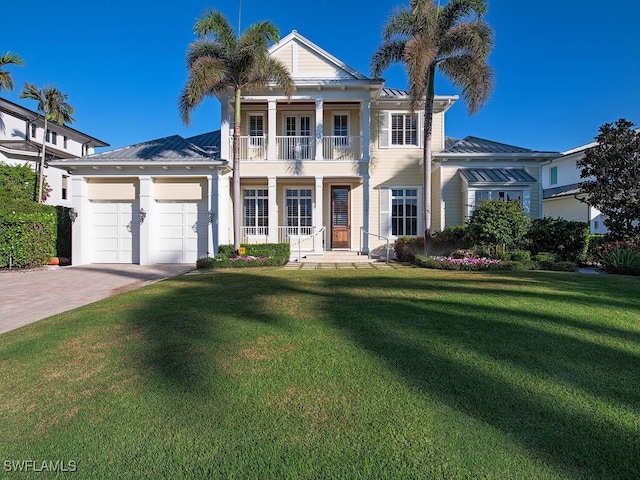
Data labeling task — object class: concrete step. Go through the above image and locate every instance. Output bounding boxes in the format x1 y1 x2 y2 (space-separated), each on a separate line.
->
293 251 385 263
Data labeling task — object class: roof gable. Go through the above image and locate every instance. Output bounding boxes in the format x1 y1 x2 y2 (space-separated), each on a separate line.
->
269 30 368 81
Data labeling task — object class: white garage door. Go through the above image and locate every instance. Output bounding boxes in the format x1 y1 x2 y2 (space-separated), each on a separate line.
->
92 202 140 263
156 202 208 263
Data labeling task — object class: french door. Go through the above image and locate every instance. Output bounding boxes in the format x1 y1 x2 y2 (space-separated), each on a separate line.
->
331 186 350 249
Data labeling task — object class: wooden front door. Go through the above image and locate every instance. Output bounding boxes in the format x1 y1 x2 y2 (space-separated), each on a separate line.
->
331 186 350 249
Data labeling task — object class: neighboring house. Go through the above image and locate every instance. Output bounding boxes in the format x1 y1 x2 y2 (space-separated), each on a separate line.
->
0 97 109 206
51 31 560 265
542 141 608 234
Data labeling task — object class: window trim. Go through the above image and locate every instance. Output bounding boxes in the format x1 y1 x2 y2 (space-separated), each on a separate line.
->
378 111 422 148
242 188 269 232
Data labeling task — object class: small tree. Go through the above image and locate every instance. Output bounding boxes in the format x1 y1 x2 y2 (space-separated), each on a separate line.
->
578 118 640 240
467 199 529 256
0 51 24 93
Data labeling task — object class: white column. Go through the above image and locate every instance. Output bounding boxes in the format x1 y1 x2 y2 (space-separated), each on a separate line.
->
268 176 278 243
207 173 218 256
268 100 277 160
221 100 231 161
362 173 370 254
71 176 90 265
138 176 153 265
315 97 324 160
217 173 231 246
315 176 324 253
361 100 371 161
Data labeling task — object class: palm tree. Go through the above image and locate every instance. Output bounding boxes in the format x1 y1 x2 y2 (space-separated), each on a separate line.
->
179 10 295 254
371 0 494 250
0 52 24 93
20 83 75 203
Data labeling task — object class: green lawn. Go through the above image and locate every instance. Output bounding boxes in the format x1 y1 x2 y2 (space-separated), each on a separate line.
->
1 268 640 479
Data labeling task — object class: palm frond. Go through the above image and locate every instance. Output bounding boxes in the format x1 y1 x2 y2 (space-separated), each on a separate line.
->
438 0 488 31
370 40 407 79
439 21 493 59
439 54 493 114
194 9 237 52
0 52 24 92
186 40 229 69
382 7 414 42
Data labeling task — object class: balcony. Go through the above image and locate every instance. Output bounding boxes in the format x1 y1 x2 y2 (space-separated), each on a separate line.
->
232 136 363 161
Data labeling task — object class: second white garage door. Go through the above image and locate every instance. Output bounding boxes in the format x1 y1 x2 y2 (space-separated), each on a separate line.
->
156 201 208 263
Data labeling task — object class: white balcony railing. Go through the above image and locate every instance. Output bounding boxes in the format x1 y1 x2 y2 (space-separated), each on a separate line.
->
323 136 362 160
276 136 315 161
232 136 363 161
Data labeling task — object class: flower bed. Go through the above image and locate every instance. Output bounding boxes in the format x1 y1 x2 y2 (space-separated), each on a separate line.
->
414 254 505 271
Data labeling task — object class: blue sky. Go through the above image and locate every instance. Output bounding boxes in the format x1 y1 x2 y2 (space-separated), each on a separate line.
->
2 1 639 153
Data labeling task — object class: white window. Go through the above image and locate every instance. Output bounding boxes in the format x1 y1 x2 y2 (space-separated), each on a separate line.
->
475 190 523 205
243 189 268 235
62 175 69 200
248 114 264 147
285 188 313 234
378 111 421 148
392 188 419 236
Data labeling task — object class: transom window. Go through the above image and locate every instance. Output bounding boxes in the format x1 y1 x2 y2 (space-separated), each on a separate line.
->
285 188 313 234
475 190 523 204
243 189 268 234
392 188 418 236
391 113 417 146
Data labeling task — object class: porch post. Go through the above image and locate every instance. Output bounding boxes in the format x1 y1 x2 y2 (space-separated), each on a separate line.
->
221 100 230 160
315 175 324 253
268 100 277 160
138 175 153 265
71 176 90 265
268 176 277 243
361 100 371 161
218 173 231 246
207 173 218 256
315 97 323 160
362 173 370 254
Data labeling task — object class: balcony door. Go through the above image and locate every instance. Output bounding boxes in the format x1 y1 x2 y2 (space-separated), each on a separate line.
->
284 115 312 160
331 186 350 249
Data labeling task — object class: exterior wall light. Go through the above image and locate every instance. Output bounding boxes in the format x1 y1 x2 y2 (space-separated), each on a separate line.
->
208 210 215 224
68 208 78 224
139 208 146 224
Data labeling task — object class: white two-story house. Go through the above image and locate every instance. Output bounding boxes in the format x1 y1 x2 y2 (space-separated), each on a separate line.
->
0 97 109 206
542 141 607 234
51 31 559 265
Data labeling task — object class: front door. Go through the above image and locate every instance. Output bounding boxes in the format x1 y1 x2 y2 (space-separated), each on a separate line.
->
331 186 350 249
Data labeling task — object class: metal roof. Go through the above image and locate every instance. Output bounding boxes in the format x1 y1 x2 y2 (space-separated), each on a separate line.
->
459 168 537 184
80 134 214 162
543 183 582 199
186 130 221 156
444 136 533 154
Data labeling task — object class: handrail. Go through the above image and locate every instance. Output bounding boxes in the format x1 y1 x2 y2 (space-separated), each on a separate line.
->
290 226 326 262
360 227 390 262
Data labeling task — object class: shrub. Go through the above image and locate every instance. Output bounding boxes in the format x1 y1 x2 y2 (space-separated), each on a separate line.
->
502 260 530 271
585 234 606 264
526 217 590 263
508 250 531 263
197 243 290 269
467 199 530 255
598 242 640 275
0 208 57 268
394 237 424 262
533 252 558 271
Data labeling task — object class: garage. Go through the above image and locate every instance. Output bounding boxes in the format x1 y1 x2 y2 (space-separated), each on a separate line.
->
91 201 140 263
156 201 208 263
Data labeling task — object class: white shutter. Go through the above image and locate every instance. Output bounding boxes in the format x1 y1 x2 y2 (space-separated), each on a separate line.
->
380 187 391 237
417 111 423 148
522 190 531 214
378 111 389 148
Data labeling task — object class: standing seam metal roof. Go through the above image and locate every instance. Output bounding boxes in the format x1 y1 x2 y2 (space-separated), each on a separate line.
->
443 136 533 154
459 168 537 183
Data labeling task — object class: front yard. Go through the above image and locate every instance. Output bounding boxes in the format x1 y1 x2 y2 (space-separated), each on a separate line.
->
1 268 639 478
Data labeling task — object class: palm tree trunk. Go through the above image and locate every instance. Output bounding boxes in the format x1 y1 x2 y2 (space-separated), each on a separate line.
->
422 64 436 255
37 117 47 203
232 87 242 255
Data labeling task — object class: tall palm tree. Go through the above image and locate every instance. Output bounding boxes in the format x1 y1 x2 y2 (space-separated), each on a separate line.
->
0 52 24 93
371 0 494 250
20 83 75 203
179 10 295 254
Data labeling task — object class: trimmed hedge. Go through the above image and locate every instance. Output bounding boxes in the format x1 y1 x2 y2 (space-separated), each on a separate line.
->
526 217 590 263
197 243 290 269
0 207 57 268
